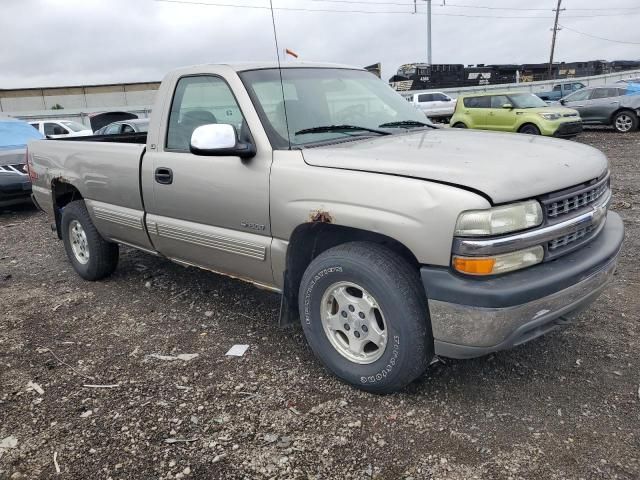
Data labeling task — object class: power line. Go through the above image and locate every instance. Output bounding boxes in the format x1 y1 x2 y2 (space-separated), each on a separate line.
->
558 23 640 45
153 0 640 18
309 0 639 11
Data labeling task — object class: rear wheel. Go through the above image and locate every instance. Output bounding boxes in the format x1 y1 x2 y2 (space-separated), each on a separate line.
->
452 122 467 128
298 242 432 393
613 111 638 133
519 124 541 135
61 200 119 280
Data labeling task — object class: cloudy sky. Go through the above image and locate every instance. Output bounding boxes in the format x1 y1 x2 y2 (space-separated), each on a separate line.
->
1 0 638 88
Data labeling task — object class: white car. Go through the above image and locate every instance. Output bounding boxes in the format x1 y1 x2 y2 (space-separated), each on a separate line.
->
29 120 93 139
407 91 455 122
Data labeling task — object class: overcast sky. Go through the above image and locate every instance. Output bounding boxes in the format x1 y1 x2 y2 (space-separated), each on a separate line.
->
1 0 638 88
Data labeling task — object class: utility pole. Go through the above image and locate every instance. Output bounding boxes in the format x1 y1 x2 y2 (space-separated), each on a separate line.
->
426 0 432 65
548 0 563 80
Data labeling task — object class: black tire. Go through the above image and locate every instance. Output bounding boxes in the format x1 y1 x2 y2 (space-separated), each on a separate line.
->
452 122 467 128
612 110 638 133
298 242 432 393
519 123 541 135
61 200 119 281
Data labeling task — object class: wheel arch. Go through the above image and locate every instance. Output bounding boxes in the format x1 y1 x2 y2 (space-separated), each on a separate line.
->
279 222 420 326
51 179 83 239
517 122 541 133
610 107 638 125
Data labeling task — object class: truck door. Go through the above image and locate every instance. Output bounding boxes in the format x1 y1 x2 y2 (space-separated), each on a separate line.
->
142 74 274 287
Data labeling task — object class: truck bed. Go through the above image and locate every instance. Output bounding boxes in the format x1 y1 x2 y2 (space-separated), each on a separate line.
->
54 132 147 144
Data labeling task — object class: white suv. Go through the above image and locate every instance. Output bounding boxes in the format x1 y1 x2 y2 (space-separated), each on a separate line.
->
29 120 93 139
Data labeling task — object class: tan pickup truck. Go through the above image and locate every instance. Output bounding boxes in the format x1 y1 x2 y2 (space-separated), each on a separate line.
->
27 62 624 393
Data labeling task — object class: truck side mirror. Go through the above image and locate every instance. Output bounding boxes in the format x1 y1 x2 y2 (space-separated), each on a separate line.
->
190 124 255 159
560 99 566 105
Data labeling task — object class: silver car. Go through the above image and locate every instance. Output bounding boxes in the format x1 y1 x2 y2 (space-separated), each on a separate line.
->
560 85 640 133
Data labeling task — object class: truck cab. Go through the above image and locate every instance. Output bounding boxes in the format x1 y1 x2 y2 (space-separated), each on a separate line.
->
537 82 585 102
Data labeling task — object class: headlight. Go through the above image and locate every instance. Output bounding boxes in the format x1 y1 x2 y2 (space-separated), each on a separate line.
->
453 246 544 276
454 200 543 237
538 112 561 120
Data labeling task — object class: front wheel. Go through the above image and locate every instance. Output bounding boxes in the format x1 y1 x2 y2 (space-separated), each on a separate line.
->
519 124 541 135
452 122 467 128
61 200 119 280
613 111 638 133
298 242 432 393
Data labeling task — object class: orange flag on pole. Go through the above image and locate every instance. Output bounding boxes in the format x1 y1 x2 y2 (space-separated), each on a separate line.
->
285 48 299 59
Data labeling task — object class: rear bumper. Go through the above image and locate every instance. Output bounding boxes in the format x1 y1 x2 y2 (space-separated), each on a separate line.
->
421 211 624 359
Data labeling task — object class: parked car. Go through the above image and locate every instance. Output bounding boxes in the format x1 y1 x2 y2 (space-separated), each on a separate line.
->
29 119 93 138
95 119 150 135
28 62 623 393
560 85 640 133
407 91 455 122
536 82 585 102
450 92 582 137
0 117 44 207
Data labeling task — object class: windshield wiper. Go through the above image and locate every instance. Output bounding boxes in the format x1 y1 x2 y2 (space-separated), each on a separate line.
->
294 124 390 136
378 120 437 129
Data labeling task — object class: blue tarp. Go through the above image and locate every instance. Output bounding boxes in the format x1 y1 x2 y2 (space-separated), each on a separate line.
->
625 83 640 95
0 119 44 150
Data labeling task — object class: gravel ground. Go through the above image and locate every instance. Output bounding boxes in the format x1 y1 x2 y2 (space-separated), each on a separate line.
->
1 129 639 479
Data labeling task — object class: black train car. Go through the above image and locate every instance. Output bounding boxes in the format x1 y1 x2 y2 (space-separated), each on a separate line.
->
390 60 640 91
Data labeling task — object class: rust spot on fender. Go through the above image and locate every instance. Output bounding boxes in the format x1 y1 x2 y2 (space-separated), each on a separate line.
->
309 210 333 223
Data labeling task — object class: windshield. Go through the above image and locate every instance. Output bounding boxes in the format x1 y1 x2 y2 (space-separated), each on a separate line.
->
60 120 88 132
240 68 432 148
509 93 549 109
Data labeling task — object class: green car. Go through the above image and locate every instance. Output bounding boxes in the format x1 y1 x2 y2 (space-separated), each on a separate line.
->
450 92 583 138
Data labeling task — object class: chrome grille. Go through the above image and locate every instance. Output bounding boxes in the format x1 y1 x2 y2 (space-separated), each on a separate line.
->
545 176 609 220
0 164 27 175
548 224 597 251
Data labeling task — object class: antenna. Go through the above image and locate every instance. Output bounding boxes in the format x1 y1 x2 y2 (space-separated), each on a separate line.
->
268 0 291 148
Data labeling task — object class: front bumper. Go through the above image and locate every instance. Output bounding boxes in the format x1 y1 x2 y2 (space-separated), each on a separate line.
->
553 121 583 137
0 173 32 207
421 211 624 359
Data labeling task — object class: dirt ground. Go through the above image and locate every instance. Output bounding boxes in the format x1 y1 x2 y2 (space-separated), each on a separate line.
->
1 128 639 480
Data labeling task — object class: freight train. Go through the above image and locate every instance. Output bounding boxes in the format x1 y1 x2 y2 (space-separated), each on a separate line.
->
388 60 640 91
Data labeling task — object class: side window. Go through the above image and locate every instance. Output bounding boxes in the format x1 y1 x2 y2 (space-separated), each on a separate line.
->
463 96 490 108
417 93 433 102
432 93 448 101
591 88 618 100
573 83 585 90
44 123 67 136
553 85 562 92
490 95 509 108
105 124 121 135
29 123 39 131
122 124 135 134
564 89 590 102
43 123 57 136
166 75 245 151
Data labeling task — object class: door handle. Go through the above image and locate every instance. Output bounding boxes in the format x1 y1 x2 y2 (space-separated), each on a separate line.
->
610 101 619 104
575 105 584 108
155 167 173 185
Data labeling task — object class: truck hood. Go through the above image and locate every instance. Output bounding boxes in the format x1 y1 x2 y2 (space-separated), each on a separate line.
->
301 128 608 204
